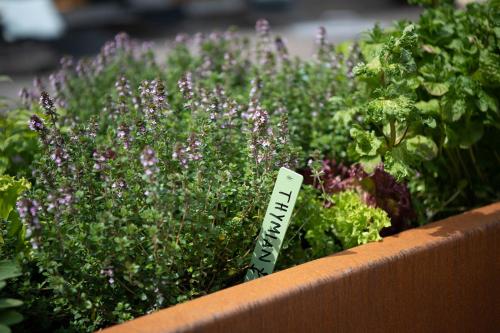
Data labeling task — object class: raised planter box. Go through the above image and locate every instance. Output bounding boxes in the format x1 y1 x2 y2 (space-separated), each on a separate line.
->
102 202 500 333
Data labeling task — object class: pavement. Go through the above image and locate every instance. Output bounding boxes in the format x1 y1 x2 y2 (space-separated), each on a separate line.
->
0 0 421 101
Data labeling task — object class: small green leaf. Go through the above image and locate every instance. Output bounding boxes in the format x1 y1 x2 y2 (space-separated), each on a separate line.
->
384 151 412 181
423 82 449 96
459 121 484 148
0 310 23 326
0 324 11 333
415 99 440 116
0 176 31 220
0 299 22 309
350 128 383 157
443 99 466 122
404 135 438 161
0 261 21 281
359 155 382 173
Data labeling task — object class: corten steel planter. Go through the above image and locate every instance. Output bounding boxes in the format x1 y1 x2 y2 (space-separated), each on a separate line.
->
102 202 500 333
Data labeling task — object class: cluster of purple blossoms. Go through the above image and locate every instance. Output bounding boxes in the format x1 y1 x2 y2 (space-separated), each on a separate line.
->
29 114 45 132
117 123 132 149
115 75 132 111
111 179 127 198
93 149 116 171
172 134 202 169
100 267 115 285
242 78 262 121
185 134 202 162
151 79 168 110
75 59 92 79
50 147 69 168
222 52 236 72
220 100 239 129
346 42 361 80
47 187 73 212
19 88 32 108
172 144 188 168
60 56 74 70
256 18 270 40
178 72 194 102
249 105 274 164
49 71 68 108
175 33 189 44
274 37 290 64
40 91 58 126
33 77 46 95
16 198 41 248
314 27 341 70
316 26 327 48
140 146 159 179
200 86 226 122
140 79 168 124
277 110 289 146
255 19 273 65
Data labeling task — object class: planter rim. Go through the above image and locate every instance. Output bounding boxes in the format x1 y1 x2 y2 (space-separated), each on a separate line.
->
103 202 500 333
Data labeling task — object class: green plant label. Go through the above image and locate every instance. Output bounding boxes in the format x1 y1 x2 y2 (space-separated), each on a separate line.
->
245 167 303 281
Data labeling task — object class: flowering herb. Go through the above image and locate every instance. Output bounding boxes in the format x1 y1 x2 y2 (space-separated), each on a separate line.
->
0 1 498 331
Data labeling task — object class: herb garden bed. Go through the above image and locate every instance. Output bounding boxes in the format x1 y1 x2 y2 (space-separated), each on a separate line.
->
1 0 499 332
103 202 500 333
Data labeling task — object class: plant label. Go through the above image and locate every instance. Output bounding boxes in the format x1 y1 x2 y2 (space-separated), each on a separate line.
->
245 167 303 281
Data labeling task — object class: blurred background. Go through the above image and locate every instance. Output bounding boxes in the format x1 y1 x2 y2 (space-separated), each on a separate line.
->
0 0 423 100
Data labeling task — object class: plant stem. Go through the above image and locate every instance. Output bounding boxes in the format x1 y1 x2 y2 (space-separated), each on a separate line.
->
389 120 396 147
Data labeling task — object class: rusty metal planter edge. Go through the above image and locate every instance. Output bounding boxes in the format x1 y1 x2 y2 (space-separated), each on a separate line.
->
102 202 500 333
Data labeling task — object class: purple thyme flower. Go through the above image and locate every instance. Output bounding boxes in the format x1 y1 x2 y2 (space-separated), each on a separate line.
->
115 75 132 114
139 79 168 124
51 147 69 167
256 19 270 38
274 37 289 63
49 72 68 108
33 77 45 95
111 179 127 198
277 112 289 146
93 149 116 171
100 267 115 285
248 104 274 165
29 114 45 132
40 91 58 125
175 33 189 44
316 26 327 47
178 72 194 101
346 42 361 81
172 144 188 169
151 79 168 111
60 56 74 70
117 123 131 149
140 146 159 178
17 198 41 248
19 88 33 108
185 133 202 162
115 75 131 98
221 100 239 129
115 32 131 53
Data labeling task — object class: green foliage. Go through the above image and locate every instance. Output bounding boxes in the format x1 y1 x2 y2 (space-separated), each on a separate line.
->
0 176 30 221
0 1 498 330
0 110 38 178
305 191 390 253
0 260 23 333
0 176 30 252
349 0 500 218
